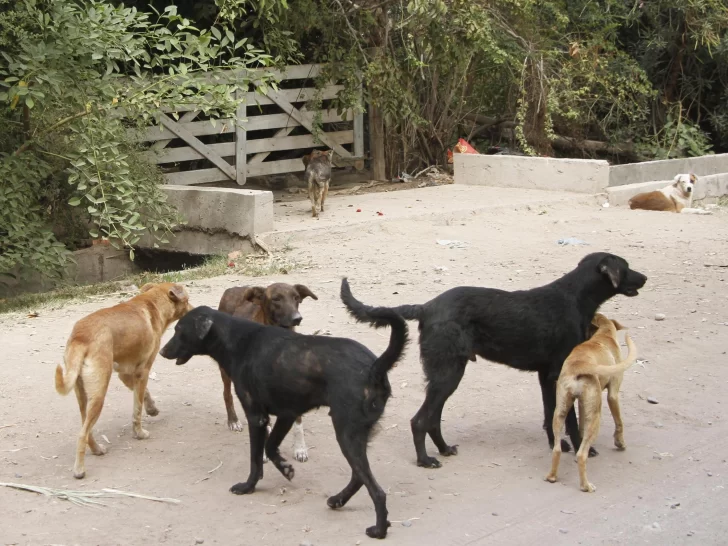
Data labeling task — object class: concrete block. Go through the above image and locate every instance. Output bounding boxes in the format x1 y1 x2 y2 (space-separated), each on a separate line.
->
454 153 609 193
609 153 728 187
138 186 274 255
607 173 728 207
163 185 274 236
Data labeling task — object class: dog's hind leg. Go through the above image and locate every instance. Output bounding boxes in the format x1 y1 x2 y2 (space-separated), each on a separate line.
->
576 389 601 492
292 416 309 462
231 413 269 494
321 180 329 212
545 383 573 484
131 364 153 440
219 367 243 432
265 415 296 481
73 357 112 479
607 378 626 450
411 357 467 469
334 425 390 539
539 369 572 453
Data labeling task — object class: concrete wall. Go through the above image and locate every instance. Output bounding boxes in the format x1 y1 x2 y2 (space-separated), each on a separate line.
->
139 186 274 255
607 172 728 207
454 153 610 194
609 153 728 187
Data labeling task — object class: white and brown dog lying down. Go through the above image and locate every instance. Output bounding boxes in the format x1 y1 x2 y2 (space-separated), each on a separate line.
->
628 173 711 214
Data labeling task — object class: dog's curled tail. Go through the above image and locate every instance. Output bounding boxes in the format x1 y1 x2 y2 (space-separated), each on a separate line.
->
340 277 423 322
55 343 85 395
340 278 409 380
588 334 637 377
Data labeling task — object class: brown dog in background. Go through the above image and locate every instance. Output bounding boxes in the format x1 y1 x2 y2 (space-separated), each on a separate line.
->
546 313 637 492
55 282 193 478
302 149 333 218
218 282 318 461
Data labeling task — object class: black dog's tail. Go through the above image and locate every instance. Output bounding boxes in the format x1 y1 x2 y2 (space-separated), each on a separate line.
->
340 278 424 322
340 278 409 381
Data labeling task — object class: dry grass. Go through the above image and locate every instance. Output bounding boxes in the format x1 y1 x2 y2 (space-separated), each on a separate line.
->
0 251 303 315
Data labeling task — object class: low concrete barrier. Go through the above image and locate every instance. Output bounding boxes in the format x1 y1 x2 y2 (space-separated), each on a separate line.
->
609 153 728 187
139 186 274 255
454 153 610 194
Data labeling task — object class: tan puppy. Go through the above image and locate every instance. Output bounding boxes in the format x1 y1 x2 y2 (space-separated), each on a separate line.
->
55 282 192 478
628 173 710 214
545 313 637 492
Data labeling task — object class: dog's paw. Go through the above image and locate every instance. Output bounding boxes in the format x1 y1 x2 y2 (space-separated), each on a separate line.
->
145 405 159 417
73 468 86 479
588 446 599 457
230 482 256 495
327 494 346 509
545 474 557 483
614 436 626 450
133 428 150 440
560 439 572 453
228 419 244 432
294 446 309 462
278 463 295 481
417 456 442 469
439 444 458 457
580 482 596 493
91 443 107 456
262 453 269 463
365 522 391 539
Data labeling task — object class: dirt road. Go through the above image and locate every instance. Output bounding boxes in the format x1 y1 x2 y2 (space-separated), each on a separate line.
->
1 191 727 545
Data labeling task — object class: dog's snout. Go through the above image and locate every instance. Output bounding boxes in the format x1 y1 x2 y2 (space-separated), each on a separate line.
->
291 313 303 326
687 186 692 193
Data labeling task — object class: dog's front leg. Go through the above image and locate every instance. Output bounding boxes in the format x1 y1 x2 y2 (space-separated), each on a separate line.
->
292 416 309 462
132 367 152 440
230 414 268 495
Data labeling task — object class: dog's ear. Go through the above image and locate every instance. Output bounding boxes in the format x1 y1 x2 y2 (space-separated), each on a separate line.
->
672 174 683 186
599 257 621 289
294 284 318 301
243 286 265 304
611 319 627 331
302 153 311 168
194 313 213 340
139 283 155 293
586 322 599 338
689 173 698 184
168 284 188 303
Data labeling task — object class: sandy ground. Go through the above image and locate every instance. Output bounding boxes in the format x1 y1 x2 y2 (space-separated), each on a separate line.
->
1 186 728 546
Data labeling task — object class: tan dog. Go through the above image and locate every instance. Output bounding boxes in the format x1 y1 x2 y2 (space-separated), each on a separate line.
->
217 282 317 462
628 173 710 214
55 282 192 478
545 313 637 492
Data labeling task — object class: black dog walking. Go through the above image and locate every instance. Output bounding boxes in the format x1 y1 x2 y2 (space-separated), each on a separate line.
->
341 252 647 469
159 282 407 539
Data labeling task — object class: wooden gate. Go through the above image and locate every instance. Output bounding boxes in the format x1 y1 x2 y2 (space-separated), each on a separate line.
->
136 64 364 186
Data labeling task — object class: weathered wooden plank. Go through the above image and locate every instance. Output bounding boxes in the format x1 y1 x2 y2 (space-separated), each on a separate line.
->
160 114 236 180
146 131 354 164
164 167 232 186
235 89 247 186
134 109 351 142
265 88 352 158
248 105 311 166
369 103 386 181
247 158 306 177
246 85 344 107
152 110 199 151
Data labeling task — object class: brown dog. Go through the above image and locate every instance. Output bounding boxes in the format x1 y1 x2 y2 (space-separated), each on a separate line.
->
55 282 193 479
546 313 637 492
302 149 333 218
217 282 318 461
